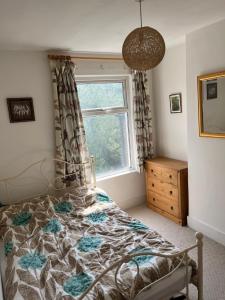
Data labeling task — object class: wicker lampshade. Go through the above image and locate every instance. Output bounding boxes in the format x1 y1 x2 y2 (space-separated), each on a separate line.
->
122 26 165 71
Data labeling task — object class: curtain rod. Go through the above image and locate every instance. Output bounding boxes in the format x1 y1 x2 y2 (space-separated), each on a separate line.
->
48 54 123 61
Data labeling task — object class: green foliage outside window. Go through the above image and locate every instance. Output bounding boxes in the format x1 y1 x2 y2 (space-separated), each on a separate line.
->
77 82 130 177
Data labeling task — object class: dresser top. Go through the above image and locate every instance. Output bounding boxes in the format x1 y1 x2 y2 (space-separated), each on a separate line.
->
146 157 188 170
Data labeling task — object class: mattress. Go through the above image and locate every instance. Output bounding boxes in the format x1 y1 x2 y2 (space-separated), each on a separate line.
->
135 265 192 300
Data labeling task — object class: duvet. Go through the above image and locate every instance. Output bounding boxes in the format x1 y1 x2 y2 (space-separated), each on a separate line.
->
0 188 196 300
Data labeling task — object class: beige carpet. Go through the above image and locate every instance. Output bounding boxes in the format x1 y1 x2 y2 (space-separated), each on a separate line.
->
127 205 225 300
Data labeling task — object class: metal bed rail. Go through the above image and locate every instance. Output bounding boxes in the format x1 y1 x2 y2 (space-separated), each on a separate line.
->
0 156 96 205
78 232 203 300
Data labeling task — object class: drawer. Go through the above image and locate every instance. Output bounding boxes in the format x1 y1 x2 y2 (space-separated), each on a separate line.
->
146 163 178 186
146 163 162 179
148 177 178 201
161 168 178 186
147 191 180 218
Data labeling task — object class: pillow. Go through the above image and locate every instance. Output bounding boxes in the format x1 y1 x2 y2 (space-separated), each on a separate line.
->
51 186 108 209
52 186 95 211
77 189 114 217
0 194 55 236
0 186 94 235
0 188 112 238
95 191 112 203
50 187 113 218
75 187 112 206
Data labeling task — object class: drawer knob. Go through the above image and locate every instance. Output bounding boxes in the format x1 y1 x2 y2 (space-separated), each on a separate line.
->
151 169 154 173
153 197 155 201
170 190 173 195
171 206 174 210
169 175 172 179
152 183 154 187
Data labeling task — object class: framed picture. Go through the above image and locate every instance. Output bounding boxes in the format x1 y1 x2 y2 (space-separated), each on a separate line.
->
7 98 35 123
207 81 217 100
169 93 182 113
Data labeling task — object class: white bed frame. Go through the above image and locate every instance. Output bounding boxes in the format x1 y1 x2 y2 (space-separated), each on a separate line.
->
0 158 203 300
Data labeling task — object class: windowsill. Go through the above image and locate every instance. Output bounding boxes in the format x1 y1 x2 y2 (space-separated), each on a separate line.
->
96 168 138 182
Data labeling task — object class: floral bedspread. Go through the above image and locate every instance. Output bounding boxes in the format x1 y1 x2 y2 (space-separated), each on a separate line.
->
0 188 196 300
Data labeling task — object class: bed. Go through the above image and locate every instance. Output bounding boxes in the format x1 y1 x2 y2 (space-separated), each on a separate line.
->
0 158 203 300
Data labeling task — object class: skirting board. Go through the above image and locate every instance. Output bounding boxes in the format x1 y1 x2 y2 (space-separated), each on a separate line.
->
188 216 225 246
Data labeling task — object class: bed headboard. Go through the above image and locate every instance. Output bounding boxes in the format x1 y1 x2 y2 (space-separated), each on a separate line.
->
0 157 96 205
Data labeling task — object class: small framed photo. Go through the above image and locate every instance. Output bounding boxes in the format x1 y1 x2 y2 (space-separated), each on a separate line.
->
7 98 35 123
169 93 182 113
207 82 217 100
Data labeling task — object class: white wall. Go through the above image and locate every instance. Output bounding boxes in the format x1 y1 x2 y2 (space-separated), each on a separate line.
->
0 52 146 209
152 43 187 161
186 19 225 245
0 52 54 176
97 171 146 210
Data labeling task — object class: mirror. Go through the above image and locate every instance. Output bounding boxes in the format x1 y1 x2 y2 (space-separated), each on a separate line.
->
198 71 225 138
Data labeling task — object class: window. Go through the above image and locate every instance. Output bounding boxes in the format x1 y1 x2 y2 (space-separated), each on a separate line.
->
77 76 134 178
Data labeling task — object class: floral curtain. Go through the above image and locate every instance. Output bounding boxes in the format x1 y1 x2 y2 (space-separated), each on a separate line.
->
132 71 154 172
49 58 90 186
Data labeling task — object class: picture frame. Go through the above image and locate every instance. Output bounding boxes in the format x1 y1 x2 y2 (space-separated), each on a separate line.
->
7 98 35 123
169 93 182 113
206 81 217 100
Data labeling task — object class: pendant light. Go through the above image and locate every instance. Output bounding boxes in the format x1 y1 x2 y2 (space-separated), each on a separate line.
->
122 0 165 71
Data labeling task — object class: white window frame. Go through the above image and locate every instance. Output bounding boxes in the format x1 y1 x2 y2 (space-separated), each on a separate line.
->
77 75 136 179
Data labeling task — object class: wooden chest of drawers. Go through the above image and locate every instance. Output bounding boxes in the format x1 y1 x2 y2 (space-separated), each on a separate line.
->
145 157 188 226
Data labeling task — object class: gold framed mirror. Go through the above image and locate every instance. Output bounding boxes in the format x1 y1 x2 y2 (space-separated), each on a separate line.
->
198 71 225 138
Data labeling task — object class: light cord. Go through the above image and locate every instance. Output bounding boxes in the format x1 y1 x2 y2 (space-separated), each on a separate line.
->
139 0 143 28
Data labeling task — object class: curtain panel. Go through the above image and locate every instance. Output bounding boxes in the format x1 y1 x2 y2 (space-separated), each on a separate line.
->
49 58 89 186
132 71 154 172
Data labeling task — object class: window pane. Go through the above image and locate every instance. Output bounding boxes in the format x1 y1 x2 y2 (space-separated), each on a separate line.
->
84 113 130 177
77 82 125 110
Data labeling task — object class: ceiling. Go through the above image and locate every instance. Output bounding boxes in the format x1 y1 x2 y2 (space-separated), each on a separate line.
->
0 0 225 53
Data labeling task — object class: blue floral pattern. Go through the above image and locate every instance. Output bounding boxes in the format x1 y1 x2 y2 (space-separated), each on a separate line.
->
4 242 13 256
96 193 111 203
129 247 154 266
63 272 93 297
54 201 72 213
86 212 108 224
77 236 103 252
128 220 148 231
1 187 196 300
12 212 32 226
43 219 62 233
19 252 47 270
